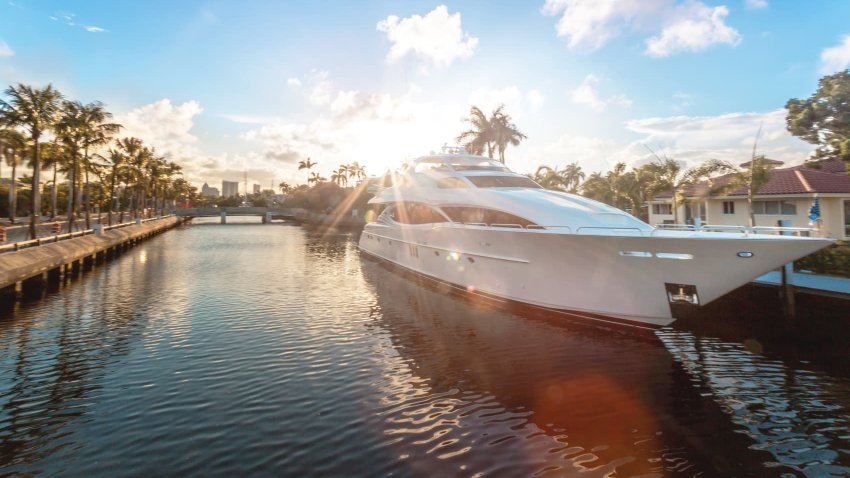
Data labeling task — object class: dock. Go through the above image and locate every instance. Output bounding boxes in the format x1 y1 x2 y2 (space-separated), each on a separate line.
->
0 216 182 300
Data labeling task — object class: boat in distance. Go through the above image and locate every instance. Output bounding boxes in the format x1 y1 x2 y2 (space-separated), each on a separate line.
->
357 149 833 328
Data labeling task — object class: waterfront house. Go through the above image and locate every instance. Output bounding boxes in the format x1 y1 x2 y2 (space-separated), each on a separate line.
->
647 158 850 239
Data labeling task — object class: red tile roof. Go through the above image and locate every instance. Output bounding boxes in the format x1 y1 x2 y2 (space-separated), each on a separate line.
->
653 158 850 199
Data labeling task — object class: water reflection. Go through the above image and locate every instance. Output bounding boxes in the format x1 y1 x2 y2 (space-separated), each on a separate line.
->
1 225 849 477
659 331 850 476
0 255 151 471
360 259 777 476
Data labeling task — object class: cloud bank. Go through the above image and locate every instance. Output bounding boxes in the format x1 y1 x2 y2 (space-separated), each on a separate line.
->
377 5 478 67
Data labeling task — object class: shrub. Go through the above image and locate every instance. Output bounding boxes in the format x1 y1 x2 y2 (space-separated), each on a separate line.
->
794 241 850 278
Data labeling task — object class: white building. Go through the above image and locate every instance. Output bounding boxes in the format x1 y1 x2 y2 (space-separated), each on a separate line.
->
201 182 220 197
221 180 240 197
648 159 850 239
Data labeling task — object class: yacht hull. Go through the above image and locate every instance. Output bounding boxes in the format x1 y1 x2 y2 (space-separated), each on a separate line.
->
358 224 832 328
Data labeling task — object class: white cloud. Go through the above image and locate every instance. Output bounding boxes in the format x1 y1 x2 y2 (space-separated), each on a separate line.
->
377 5 478 67
626 109 813 166
308 70 333 105
84 26 107 33
542 0 741 57
115 99 207 181
542 0 665 49
467 86 546 120
645 4 740 57
287 77 302 88
544 135 636 173
241 71 465 180
820 35 850 74
570 74 632 111
540 109 814 177
744 0 767 9
219 113 280 124
0 41 13 57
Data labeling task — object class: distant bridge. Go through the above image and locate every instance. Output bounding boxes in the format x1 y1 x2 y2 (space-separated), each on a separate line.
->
175 207 299 223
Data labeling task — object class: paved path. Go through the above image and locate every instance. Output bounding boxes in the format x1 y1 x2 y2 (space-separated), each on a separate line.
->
1 215 123 243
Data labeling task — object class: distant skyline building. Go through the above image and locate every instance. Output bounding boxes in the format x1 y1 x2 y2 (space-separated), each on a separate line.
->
222 180 240 197
201 182 220 197
253 184 261 194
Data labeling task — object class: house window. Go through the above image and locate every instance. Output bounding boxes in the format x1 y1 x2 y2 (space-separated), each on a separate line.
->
652 204 672 215
722 201 735 214
753 200 797 215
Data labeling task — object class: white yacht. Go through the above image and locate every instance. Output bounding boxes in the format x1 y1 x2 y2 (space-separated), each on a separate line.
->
358 150 834 328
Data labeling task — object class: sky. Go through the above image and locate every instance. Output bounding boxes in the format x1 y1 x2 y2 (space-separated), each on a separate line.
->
2 0 850 192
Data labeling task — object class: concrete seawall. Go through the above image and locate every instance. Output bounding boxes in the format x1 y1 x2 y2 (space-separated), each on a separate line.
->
0 217 181 294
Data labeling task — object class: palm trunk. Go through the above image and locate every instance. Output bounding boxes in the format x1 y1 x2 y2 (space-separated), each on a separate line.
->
51 162 58 219
67 154 77 234
29 139 41 240
108 168 116 226
84 166 91 229
9 159 17 224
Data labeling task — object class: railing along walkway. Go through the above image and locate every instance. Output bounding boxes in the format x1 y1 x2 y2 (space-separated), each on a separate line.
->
0 216 174 255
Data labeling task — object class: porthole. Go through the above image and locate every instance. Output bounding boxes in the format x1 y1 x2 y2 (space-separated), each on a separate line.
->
737 251 754 258
434 251 439 256
467 257 475 263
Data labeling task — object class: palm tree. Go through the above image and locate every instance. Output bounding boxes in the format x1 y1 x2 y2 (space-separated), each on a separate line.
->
580 163 635 211
490 105 526 163
78 101 121 228
456 106 495 158
39 139 65 219
298 157 316 182
278 181 293 194
115 137 147 219
456 104 526 163
530 166 567 190
55 100 88 232
347 161 366 181
644 156 730 224
0 128 27 223
99 148 125 225
693 155 772 227
330 168 348 187
307 171 326 185
0 83 64 238
560 162 585 193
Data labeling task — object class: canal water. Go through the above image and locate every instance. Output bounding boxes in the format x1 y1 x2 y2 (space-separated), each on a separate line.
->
1 220 849 477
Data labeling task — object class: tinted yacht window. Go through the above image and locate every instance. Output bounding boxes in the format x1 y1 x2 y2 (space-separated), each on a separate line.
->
441 207 538 228
388 203 448 224
466 176 542 188
437 177 470 188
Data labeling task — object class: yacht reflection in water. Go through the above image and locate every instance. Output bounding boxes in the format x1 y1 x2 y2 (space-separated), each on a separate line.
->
360 258 800 477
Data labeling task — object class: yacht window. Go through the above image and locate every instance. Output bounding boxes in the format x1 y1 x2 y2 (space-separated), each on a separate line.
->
414 160 448 173
448 158 508 171
441 206 538 228
367 204 386 223
437 177 470 188
466 176 542 188
389 202 448 224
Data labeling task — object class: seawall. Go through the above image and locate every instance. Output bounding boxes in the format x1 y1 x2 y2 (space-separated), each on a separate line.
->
0 217 181 293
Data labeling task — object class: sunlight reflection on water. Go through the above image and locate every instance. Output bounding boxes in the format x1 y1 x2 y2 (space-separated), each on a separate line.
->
0 222 848 476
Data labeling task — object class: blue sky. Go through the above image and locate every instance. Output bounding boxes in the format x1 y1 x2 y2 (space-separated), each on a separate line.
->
2 0 850 190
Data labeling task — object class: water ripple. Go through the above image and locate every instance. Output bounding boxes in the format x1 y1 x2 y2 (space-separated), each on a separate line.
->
0 222 848 476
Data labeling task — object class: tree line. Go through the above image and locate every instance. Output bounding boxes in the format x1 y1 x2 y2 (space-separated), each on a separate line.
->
0 83 196 239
